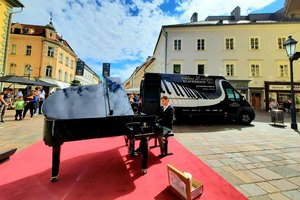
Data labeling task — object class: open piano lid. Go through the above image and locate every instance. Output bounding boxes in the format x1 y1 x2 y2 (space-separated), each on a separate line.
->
42 77 134 120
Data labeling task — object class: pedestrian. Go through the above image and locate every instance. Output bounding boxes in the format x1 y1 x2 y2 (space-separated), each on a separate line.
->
14 95 25 120
269 99 279 111
38 86 45 114
0 88 14 123
33 87 40 115
23 90 38 119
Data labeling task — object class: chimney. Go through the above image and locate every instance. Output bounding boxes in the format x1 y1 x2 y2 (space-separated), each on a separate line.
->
190 12 198 23
231 6 241 21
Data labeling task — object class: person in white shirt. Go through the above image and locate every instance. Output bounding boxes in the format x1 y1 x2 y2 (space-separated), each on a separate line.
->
38 86 46 114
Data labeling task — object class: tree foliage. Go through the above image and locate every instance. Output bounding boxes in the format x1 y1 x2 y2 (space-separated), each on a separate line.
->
70 79 81 86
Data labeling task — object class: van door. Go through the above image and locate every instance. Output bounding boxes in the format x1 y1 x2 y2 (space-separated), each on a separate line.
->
222 81 242 118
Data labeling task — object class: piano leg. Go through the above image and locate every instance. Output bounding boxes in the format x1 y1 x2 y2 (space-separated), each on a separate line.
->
140 137 149 174
51 145 61 182
129 138 135 157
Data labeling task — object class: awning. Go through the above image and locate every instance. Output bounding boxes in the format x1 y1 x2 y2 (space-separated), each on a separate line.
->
0 75 36 85
39 78 70 89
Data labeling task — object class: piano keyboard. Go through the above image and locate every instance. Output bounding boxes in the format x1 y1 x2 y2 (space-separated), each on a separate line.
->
160 80 225 107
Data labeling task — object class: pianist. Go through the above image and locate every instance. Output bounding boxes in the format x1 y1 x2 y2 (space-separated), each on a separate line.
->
156 95 174 130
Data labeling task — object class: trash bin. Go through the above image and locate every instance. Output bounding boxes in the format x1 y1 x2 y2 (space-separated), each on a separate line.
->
271 109 284 125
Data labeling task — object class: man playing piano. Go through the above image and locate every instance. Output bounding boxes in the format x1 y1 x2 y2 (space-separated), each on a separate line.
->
155 95 174 157
156 95 174 130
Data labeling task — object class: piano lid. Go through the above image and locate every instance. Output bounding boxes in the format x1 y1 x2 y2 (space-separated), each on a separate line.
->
42 77 134 120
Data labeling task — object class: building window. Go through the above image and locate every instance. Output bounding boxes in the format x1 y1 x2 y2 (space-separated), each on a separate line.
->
9 63 17 75
250 64 260 77
47 46 54 57
278 37 286 50
65 57 69 66
26 45 32 56
58 69 62 80
225 38 234 50
279 64 289 77
174 39 181 50
225 64 234 76
197 39 205 51
45 65 53 77
70 60 74 68
11 44 17 55
250 37 259 49
197 64 205 75
59 53 63 63
64 72 68 82
173 64 181 74
24 64 32 77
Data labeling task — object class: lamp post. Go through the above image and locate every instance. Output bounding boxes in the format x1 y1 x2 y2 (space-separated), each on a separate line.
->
283 36 300 130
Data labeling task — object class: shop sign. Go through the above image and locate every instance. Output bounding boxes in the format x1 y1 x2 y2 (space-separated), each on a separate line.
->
269 85 300 91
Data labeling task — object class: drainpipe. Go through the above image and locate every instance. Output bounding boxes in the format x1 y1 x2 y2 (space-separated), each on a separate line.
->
1 7 23 91
162 27 168 73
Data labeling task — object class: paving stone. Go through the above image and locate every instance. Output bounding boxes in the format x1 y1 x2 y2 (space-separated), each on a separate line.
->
203 159 224 167
268 166 300 178
256 182 280 193
254 155 273 162
268 193 292 200
269 179 299 191
239 183 267 197
219 171 244 186
283 190 300 200
219 158 240 165
288 177 300 186
233 157 252 164
251 168 283 180
249 195 272 200
231 170 265 183
263 154 283 161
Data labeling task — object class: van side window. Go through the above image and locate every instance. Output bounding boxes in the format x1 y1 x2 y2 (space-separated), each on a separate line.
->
234 91 241 101
226 88 235 101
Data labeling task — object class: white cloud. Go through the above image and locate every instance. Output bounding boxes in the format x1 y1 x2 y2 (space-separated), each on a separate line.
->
13 0 280 81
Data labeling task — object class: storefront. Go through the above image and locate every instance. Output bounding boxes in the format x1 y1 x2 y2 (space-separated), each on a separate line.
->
265 81 300 111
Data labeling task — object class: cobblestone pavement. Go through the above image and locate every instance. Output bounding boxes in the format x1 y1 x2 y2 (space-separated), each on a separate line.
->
0 110 300 199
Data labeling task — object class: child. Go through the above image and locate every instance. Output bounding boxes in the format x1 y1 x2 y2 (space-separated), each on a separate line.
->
14 95 25 120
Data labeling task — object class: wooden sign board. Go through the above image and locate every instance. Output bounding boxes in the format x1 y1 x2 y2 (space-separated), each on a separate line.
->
167 164 203 200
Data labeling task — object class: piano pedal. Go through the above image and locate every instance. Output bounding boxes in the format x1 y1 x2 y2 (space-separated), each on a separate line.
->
50 176 59 182
159 152 173 158
142 169 147 174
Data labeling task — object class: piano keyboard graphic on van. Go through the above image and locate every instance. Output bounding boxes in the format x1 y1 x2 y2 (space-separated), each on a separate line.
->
160 79 226 107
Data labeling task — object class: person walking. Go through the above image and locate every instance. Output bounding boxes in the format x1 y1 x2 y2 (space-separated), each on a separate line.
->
0 88 14 123
23 90 38 119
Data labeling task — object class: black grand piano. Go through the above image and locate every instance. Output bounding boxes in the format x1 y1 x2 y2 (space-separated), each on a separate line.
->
42 77 171 182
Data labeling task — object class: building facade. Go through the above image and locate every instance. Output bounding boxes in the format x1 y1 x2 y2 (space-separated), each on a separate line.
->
6 21 76 89
0 0 23 90
75 58 101 85
144 7 300 111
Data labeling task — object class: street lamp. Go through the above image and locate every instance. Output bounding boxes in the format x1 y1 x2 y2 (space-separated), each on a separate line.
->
283 36 300 130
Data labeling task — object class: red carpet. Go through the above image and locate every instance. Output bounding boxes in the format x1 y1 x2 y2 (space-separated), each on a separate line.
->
0 137 247 200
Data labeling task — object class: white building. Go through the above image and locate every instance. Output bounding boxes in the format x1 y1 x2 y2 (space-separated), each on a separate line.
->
75 58 100 85
146 7 300 110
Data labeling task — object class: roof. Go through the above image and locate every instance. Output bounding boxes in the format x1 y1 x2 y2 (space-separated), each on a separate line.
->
7 0 24 7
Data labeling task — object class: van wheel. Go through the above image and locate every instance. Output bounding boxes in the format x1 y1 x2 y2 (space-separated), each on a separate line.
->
239 112 252 125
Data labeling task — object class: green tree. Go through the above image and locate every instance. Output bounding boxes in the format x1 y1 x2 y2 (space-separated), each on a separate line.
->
70 79 81 86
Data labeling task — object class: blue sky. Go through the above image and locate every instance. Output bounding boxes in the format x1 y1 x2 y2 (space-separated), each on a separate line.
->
13 0 285 81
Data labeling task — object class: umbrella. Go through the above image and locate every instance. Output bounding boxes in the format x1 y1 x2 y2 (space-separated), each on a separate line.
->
0 75 36 85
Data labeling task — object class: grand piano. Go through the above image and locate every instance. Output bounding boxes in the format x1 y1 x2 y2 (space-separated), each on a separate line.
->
42 77 164 182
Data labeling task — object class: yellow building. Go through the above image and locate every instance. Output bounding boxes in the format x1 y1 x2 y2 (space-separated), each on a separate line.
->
0 0 23 85
6 20 77 89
